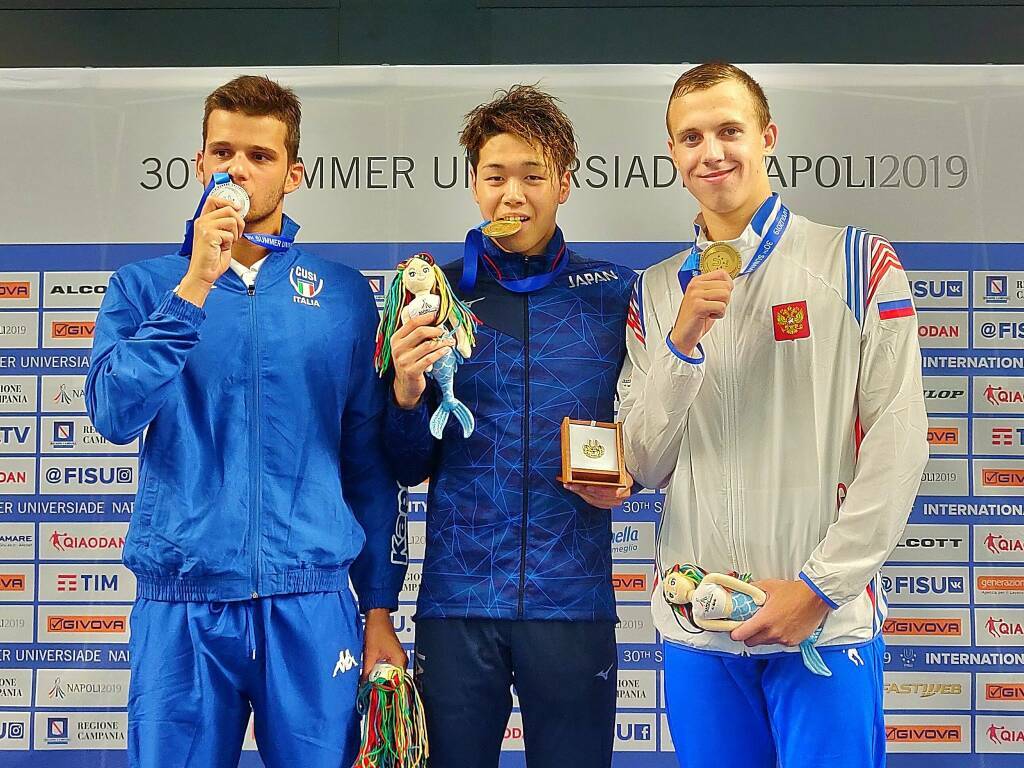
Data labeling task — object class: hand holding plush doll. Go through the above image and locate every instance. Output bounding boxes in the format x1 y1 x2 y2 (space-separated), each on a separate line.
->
662 563 831 677
375 253 479 439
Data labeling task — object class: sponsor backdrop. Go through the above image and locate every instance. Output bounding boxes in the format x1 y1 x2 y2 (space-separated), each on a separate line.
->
0 65 1022 766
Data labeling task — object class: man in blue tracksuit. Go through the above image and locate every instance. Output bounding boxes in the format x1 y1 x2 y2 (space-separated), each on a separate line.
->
385 85 636 768
86 75 406 768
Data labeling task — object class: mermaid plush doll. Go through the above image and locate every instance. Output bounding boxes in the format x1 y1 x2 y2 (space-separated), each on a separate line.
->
375 253 479 439
663 563 832 677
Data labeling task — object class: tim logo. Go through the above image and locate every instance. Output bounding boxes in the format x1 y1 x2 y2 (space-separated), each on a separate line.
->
0 721 25 740
46 716 69 745
52 321 95 338
992 428 1024 447
986 275 1009 304
289 265 323 307
0 281 30 300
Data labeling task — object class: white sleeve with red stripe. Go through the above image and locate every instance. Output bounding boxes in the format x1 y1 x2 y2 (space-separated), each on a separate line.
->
800 234 930 608
618 270 705 490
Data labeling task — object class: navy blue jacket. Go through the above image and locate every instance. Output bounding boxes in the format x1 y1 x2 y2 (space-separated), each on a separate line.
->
86 243 404 610
385 230 635 621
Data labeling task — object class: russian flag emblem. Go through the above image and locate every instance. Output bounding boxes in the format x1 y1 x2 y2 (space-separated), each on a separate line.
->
878 298 915 320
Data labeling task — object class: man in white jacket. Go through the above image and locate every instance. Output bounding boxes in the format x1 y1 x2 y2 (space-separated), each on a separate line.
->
619 62 929 768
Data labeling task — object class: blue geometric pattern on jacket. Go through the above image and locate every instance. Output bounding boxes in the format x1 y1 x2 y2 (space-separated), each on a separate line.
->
385 229 636 621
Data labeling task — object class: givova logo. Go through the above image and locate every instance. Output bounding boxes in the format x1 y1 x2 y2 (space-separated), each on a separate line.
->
882 609 970 646
885 715 971 754
38 606 131 644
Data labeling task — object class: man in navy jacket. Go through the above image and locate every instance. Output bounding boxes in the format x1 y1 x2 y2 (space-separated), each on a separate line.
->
86 75 406 768
385 85 635 768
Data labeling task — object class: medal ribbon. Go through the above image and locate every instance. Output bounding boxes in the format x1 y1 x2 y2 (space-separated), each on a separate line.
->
676 194 790 294
459 224 569 294
179 172 299 256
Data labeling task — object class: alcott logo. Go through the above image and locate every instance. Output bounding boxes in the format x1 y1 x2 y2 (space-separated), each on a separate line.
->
289 266 323 307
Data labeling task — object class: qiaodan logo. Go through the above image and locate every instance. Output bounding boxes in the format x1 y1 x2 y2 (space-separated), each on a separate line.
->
290 265 324 307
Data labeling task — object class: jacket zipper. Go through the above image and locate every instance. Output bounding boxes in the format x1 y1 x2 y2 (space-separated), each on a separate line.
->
722 308 742 574
518 270 531 618
247 281 262 598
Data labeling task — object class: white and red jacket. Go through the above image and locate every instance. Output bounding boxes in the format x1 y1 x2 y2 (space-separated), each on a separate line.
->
619 195 929 654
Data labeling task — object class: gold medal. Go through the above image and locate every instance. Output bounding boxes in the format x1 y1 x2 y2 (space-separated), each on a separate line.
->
699 243 742 278
481 219 523 238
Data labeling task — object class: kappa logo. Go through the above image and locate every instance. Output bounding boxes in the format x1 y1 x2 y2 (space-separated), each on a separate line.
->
289 265 324 307
772 300 810 341
332 649 358 677
846 648 864 666
391 486 410 566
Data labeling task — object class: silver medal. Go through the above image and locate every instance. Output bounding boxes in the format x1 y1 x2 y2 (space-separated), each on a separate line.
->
209 180 250 218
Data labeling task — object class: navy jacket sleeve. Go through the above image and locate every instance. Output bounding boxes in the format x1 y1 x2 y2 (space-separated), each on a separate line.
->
343 280 407 613
383 383 440 487
85 273 205 444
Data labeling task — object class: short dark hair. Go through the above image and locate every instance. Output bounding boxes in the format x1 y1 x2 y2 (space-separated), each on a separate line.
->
203 75 301 163
460 84 577 176
666 62 771 134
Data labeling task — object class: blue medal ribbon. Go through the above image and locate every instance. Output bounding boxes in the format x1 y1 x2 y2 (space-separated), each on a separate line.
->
677 194 790 294
459 224 569 294
179 172 299 256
